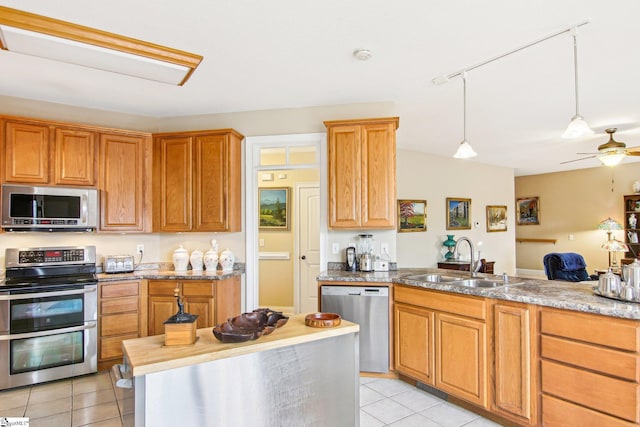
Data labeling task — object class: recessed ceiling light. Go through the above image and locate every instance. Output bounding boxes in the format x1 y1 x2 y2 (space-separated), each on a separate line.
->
353 48 373 61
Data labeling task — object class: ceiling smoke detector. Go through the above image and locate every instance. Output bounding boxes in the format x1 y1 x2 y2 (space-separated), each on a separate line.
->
353 48 373 61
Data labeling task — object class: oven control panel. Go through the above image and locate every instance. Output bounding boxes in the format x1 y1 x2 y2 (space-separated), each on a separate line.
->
5 246 97 268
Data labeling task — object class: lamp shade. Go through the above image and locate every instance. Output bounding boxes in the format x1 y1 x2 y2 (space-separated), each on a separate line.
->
598 151 626 167
454 140 477 159
598 217 623 231
562 115 594 139
601 238 629 253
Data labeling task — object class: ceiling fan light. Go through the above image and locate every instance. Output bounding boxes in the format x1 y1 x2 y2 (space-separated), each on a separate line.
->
454 140 477 159
598 151 626 167
561 115 594 139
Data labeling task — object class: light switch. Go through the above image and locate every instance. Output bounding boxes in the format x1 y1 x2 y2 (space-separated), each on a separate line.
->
259 239 265 247
332 243 340 254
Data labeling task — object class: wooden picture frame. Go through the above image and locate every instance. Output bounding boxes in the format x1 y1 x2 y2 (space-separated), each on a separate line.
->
398 200 427 232
446 198 471 230
516 196 540 225
259 187 290 230
486 205 507 232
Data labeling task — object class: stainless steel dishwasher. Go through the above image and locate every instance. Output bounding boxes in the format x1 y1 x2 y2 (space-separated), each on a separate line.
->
321 285 389 373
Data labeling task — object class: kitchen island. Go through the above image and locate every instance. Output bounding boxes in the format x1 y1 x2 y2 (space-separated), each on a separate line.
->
121 314 360 427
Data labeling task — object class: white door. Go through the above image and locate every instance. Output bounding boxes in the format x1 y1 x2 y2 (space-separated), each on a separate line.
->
296 184 320 314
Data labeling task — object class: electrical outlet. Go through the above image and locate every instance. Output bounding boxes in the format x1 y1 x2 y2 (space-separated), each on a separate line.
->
137 244 144 254
259 238 265 247
332 243 340 254
380 242 389 255
568 234 574 241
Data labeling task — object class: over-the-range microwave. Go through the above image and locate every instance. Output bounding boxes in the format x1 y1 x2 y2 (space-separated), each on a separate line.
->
1 184 98 232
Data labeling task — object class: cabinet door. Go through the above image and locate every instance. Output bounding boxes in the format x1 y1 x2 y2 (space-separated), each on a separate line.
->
99 133 150 231
494 303 534 424
154 136 193 231
148 296 177 336
361 122 396 228
185 297 215 329
327 125 362 228
436 312 487 407
394 302 434 385
214 276 241 324
4 121 49 183
193 133 231 231
54 128 96 186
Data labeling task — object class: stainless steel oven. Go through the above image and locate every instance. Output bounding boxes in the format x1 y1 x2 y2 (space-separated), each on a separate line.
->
1 246 98 390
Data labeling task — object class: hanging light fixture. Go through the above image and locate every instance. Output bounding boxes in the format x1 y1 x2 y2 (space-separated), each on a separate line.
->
561 27 594 139
454 71 477 159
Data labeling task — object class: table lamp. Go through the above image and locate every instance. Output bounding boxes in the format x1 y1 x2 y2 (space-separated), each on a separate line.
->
598 217 628 268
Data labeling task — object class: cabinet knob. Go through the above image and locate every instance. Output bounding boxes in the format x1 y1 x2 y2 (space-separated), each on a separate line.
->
301 255 306 260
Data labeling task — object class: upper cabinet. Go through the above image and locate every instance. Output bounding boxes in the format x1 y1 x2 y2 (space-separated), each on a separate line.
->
153 129 244 232
3 119 96 186
324 117 398 229
99 132 152 232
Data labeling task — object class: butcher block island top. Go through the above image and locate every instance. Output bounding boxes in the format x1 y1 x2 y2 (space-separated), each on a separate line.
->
122 314 359 377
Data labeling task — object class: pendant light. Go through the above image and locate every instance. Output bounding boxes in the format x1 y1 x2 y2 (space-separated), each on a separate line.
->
561 27 594 139
454 71 478 159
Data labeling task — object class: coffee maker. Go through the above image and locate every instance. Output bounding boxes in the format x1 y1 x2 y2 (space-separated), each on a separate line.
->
345 246 357 271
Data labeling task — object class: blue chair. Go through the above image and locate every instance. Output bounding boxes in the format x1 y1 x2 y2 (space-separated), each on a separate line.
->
543 252 598 282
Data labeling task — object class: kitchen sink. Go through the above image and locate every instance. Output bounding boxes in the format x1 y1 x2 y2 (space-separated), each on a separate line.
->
405 273 467 283
451 279 522 288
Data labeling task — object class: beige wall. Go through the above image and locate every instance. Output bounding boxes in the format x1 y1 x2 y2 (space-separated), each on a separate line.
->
257 169 320 308
514 162 639 273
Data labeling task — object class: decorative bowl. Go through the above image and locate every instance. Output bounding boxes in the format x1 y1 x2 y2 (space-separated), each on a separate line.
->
305 312 341 328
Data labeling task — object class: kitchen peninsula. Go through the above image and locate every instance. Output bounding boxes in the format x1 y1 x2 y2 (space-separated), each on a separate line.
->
121 314 359 426
318 268 640 426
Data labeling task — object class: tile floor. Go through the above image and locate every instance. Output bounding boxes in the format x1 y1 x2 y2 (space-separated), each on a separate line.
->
0 372 501 426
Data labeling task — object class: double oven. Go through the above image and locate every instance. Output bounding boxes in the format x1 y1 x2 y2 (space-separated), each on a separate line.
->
0 246 98 390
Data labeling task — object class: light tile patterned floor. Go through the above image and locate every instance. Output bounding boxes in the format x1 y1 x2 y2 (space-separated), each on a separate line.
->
0 372 502 426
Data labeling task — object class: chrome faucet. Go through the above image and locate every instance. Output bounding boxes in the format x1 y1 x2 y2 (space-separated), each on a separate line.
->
454 237 480 277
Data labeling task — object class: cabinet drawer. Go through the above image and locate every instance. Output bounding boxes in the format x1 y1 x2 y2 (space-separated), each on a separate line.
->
395 285 486 320
541 335 640 381
100 334 138 360
101 296 139 315
542 394 637 427
183 281 214 297
540 309 640 352
542 360 640 422
148 281 179 295
101 281 139 298
101 313 139 336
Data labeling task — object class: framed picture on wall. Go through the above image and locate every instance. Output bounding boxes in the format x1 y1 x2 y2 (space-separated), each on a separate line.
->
398 200 427 232
446 198 471 230
486 205 507 232
259 187 290 230
516 196 540 225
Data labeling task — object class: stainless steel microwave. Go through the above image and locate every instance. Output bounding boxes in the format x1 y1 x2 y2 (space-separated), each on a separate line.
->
1 184 98 231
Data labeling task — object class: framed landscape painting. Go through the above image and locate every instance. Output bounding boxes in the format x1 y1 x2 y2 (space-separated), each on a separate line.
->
398 200 427 232
516 196 540 225
259 187 289 230
486 205 507 232
446 198 471 230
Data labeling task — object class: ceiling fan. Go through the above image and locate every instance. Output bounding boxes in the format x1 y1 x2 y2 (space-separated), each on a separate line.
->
561 128 640 166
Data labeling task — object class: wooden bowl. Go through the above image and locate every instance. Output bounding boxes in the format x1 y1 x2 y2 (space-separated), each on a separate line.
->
305 312 341 328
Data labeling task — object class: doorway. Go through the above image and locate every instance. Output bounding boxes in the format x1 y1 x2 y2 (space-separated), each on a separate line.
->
245 133 327 313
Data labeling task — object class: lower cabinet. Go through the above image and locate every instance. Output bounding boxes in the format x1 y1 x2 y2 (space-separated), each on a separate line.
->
148 277 241 336
394 285 488 408
540 308 640 426
98 280 148 370
492 302 537 426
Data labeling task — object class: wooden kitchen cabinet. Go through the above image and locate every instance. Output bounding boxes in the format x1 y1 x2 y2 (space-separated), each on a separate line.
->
98 132 152 232
540 307 640 425
2 118 96 186
147 277 241 336
324 117 398 229
394 285 488 408
394 302 434 385
98 280 148 370
153 129 243 232
493 302 538 426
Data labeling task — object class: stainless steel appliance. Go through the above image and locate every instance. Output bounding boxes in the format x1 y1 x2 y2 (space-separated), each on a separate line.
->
345 246 357 272
0 246 98 390
321 285 389 373
1 184 98 231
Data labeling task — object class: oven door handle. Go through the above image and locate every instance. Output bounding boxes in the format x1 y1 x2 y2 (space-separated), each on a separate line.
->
0 286 96 301
0 321 97 340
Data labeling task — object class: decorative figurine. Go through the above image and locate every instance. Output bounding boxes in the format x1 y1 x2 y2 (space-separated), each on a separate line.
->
630 213 637 229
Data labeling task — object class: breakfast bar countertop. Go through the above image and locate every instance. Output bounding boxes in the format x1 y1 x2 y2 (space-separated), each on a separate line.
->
318 268 640 320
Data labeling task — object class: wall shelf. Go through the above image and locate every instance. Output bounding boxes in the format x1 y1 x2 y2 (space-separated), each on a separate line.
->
516 238 557 244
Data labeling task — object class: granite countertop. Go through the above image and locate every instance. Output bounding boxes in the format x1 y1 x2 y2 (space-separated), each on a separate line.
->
97 265 245 282
318 268 640 320
122 314 359 377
